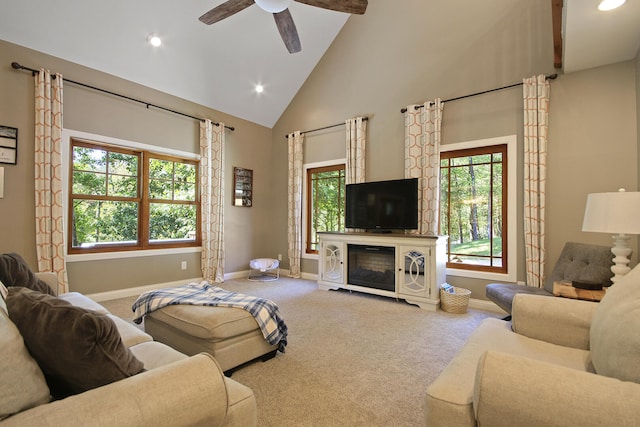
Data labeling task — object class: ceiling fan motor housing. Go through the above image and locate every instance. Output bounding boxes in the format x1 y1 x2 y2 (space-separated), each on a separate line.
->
255 0 292 13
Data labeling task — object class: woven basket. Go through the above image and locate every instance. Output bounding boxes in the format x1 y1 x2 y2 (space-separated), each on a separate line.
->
440 287 471 314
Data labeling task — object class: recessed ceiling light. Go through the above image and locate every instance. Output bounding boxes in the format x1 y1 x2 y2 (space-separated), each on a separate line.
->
147 34 162 47
598 0 626 11
255 84 264 94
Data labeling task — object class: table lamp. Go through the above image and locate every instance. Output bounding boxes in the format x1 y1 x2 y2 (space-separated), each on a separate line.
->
582 189 640 284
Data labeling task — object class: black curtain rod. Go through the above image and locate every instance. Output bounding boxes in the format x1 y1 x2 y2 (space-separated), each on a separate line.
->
284 116 369 139
400 73 558 113
11 62 235 131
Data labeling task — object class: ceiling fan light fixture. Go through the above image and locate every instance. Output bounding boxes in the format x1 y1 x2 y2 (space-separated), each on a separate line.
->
598 0 626 11
255 0 292 13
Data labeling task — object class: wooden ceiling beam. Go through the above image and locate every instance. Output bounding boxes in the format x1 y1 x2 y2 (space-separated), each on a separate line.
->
552 0 563 69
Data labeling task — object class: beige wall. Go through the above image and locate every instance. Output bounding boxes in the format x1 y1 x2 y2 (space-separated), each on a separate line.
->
637 48 640 190
2 1 638 299
546 61 638 265
271 1 639 298
0 40 274 294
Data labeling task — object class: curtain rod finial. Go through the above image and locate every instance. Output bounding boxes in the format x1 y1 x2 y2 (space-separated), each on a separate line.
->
11 62 22 70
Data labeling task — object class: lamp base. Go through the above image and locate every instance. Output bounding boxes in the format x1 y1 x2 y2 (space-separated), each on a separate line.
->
610 233 632 284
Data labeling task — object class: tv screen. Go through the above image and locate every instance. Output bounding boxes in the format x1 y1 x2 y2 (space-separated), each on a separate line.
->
345 178 419 232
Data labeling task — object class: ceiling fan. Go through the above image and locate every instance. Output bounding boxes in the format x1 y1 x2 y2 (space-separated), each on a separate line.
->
199 0 368 54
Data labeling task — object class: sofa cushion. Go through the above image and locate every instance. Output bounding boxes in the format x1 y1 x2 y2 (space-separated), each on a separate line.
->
0 282 51 420
6 287 144 399
128 341 188 371
425 318 591 426
107 314 153 347
58 291 110 314
0 253 55 295
591 264 640 382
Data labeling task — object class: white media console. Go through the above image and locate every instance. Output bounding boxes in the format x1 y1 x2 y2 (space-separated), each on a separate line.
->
317 232 448 311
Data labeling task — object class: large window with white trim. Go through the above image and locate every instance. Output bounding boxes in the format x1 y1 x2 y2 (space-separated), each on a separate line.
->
439 135 517 281
440 144 507 273
305 163 346 254
68 138 200 253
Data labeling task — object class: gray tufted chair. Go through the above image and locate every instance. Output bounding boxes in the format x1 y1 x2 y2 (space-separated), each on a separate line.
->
486 242 614 315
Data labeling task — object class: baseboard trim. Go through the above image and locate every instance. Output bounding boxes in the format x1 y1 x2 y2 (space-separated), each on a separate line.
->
301 272 317 281
87 277 203 302
88 271 506 316
225 270 250 280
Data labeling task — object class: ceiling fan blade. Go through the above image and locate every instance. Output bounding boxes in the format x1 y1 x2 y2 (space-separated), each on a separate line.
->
294 0 367 15
199 0 255 25
274 9 301 54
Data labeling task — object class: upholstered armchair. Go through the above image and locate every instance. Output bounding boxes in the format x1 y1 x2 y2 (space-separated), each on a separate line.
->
486 242 613 315
425 263 640 426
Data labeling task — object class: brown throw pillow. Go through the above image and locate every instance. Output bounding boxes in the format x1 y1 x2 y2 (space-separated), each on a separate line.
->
6 287 144 399
0 253 55 296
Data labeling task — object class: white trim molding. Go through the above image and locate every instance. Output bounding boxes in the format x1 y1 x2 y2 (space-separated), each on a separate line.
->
441 135 518 283
87 277 203 302
302 158 346 261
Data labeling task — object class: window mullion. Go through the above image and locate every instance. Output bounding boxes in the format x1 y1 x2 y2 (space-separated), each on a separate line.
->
140 152 149 249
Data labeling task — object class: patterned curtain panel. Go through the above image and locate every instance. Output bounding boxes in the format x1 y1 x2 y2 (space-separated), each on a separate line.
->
199 119 225 283
34 69 68 294
523 75 550 288
345 116 367 185
287 131 304 278
404 99 444 235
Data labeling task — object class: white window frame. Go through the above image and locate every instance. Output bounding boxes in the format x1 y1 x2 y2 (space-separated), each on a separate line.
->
62 129 201 263
440 135 517 282
302 158 346 260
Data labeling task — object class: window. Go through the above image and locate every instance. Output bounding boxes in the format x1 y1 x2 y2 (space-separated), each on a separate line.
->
306 164 346 254
69 139 200 253
439 144 507 274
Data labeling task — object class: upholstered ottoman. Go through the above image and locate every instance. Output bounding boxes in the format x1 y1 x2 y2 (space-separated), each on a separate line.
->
144 304 278 374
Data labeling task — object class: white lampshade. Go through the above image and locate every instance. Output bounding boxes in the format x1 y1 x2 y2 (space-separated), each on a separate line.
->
255 0 292 13
582 190 640 234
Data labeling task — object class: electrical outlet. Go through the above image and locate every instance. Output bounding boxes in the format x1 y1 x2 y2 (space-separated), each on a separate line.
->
277 253 282 261
181 261 187 270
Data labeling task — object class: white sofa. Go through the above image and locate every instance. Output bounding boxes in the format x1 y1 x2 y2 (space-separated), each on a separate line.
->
1 268 257 426
425 264 640 426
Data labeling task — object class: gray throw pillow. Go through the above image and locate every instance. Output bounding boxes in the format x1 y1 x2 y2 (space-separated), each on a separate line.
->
6 287 144 399
590 264 640 382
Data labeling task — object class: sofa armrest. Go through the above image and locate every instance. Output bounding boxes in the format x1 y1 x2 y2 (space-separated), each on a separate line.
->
474 351 640 427
511 293 597 350
34 272 58 297
1 353 233 427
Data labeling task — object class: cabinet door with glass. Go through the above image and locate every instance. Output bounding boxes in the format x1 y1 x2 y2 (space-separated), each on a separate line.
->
320 240 345 285
397 246 430 297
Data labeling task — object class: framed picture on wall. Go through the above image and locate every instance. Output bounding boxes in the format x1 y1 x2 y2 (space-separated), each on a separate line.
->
233 167 253 207
0 126 18 165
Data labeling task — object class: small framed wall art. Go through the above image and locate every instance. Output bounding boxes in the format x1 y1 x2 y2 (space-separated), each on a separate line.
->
233 167 253 207
0 126 18 165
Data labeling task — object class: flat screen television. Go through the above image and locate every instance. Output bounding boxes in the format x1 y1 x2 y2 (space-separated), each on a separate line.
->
345 178 419 232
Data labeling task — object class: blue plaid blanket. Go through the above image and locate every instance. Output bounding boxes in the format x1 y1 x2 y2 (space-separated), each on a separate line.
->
132 281 288 352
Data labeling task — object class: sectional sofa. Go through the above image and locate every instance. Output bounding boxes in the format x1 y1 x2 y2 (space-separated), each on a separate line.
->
1 253 256 426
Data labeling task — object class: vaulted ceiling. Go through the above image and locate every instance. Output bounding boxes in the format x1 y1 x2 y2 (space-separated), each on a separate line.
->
1 1 638 128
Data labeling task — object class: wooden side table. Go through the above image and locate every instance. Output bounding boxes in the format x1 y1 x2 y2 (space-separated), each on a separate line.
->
552 281 606 302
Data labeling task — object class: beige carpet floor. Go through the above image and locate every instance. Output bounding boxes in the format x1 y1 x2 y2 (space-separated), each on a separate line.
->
102 277 501 427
